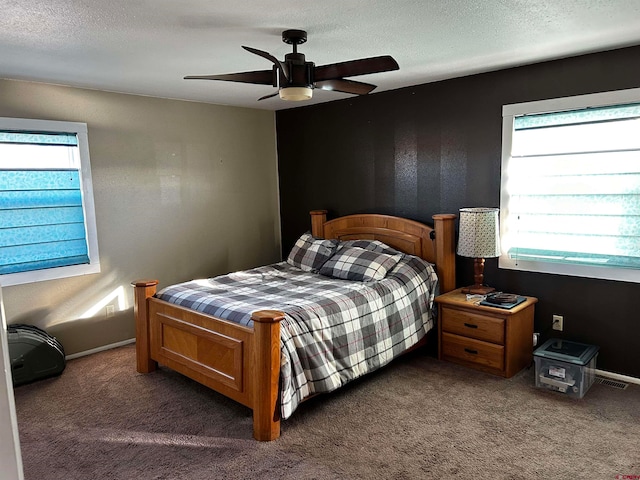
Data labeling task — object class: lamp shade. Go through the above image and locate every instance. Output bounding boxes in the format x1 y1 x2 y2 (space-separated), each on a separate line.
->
279 87 313 101
457 207 501 258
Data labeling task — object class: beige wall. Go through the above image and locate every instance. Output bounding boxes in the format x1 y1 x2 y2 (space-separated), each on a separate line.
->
0 79 281 355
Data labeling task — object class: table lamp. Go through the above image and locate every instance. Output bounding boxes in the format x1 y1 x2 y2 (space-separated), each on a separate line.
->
457 207 501 295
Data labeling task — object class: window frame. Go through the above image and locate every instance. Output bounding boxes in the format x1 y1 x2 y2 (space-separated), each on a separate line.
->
0 117 100 286
500 87 640 284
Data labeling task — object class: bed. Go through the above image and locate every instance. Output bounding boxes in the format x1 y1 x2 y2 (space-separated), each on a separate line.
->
133 210 456 441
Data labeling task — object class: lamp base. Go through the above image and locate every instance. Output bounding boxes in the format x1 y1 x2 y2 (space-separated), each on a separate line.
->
461 284 496 295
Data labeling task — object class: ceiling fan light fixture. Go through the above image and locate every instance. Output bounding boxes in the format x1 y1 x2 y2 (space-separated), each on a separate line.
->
279 86 313 101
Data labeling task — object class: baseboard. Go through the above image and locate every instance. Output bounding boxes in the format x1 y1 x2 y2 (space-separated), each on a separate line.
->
65 338 135 360
64 340 640 386
595 369 640 386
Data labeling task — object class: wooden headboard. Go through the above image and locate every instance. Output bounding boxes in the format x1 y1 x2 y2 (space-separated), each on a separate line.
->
310 210 457 293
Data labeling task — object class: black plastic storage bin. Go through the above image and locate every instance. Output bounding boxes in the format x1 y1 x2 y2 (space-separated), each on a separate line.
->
7 324 66 386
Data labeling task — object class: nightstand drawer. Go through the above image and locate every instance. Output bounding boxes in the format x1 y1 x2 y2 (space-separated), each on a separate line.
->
441 332 505 370
441 307 505 344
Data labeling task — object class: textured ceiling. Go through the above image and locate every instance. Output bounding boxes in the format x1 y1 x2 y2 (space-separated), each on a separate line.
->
2 0 640 111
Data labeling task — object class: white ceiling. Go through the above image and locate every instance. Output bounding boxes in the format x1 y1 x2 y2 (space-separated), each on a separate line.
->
2 1 640 111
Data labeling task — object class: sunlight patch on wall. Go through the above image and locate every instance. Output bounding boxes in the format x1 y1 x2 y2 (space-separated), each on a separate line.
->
79 286 127 319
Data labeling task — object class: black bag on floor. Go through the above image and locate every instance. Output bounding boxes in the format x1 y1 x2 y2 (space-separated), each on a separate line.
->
7 324 66 386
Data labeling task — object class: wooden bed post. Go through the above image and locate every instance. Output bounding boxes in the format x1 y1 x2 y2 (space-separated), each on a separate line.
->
251 310 285 441
132 279 159 373
432 214 457 293
310 210 327 237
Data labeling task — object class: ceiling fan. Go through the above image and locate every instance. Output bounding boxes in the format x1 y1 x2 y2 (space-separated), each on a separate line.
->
184 29 399 101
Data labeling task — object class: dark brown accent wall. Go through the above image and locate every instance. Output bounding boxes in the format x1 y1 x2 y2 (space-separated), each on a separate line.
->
276 45 640 378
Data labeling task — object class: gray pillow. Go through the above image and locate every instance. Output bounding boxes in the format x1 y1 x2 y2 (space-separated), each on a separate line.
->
338 239 402 256
286 232 339 272
319 246 402 282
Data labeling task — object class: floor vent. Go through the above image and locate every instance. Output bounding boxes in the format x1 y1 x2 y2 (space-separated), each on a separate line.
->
595 376 629 390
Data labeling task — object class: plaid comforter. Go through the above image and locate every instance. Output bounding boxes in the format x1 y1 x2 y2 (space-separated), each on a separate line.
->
155 256 438 419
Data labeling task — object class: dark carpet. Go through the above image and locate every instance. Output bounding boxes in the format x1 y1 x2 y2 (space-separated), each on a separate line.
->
13 344 640 479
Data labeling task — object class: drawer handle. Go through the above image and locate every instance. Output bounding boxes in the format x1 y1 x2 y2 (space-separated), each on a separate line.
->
464 323 478 329
464 348 478 355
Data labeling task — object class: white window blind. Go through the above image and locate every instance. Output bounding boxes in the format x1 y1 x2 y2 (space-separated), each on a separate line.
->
0 118 100 286
500 88 640 283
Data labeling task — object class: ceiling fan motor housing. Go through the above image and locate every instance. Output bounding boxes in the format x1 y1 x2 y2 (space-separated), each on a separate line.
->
281 52 314 88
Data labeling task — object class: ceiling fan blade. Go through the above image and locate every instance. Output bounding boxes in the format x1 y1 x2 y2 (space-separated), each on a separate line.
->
257 91 280 101
315 79 377 95
184 69 274 85
314 55 399 81
242 46 289 81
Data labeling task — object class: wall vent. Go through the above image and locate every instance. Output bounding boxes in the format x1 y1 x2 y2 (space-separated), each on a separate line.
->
595 375 629 390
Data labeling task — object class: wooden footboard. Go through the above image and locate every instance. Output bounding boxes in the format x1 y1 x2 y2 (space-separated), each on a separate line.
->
133 210 457 441
133 279 284 441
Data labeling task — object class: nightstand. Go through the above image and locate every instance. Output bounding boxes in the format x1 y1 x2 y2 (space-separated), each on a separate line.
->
435 288 537 378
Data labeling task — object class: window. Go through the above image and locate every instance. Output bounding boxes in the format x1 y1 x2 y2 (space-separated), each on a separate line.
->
0 117 100 286
500 88 640 283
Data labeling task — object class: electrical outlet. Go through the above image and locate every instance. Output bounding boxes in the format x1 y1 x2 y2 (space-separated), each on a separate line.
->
106 305 115 318
552 314 563 331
